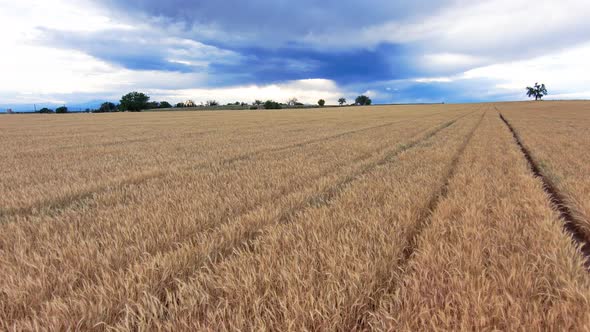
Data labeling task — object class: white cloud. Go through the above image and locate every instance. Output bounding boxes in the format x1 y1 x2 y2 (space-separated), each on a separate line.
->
0 43 208 103
372 41 590 101
0 0 235 105
0 0 348 107
151 79 348 105
305 0 590 55
414 77 453 84
418 53 489 73
462 42 590 98
1 0 590 105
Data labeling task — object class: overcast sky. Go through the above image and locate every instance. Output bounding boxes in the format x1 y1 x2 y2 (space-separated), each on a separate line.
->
1 0 590 109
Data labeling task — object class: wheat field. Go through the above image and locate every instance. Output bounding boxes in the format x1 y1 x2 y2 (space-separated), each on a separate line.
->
1 102 589 330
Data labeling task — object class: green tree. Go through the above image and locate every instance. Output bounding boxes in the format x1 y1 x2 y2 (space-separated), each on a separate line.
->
159 101 172 109
263 100 282 109
206 100 219 106
318 99 326 107
99 102 117 112
120 92 150 112
55 106 68 113
338 97 347 106
355 95 372 106
176 102 185 108
526 83 548 101
39 107 53 113
146 101 160 109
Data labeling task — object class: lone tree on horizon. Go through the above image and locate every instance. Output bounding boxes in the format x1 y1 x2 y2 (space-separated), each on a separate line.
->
318 99 325 107
338 97 346 106
526 83 548 101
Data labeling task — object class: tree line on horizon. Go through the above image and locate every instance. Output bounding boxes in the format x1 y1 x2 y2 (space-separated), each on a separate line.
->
24 82 549 114
33 92 374 113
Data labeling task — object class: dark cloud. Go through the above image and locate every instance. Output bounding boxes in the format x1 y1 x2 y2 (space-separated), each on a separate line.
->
36 27 242 73
97 0 450 47
207 44 416 86
19 0 590 104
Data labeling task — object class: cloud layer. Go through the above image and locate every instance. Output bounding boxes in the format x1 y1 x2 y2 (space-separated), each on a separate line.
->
1 0 590 110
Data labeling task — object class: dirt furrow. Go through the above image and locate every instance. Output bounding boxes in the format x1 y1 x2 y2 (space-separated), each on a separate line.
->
499 113 590 267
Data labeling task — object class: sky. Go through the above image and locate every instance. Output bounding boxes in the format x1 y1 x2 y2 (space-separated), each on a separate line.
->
1 0 590 110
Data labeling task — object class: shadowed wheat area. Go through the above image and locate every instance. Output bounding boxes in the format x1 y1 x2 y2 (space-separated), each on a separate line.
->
1 102 590 330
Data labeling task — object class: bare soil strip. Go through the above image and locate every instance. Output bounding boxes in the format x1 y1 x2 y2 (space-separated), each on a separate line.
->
500 113 590 267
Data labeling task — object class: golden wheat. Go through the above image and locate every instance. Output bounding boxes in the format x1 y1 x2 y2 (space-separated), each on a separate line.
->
499 101 590 240
1 102 589 330
374 109 590 330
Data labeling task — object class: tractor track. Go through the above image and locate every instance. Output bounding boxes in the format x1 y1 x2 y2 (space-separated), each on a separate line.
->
402 110 486 263
353 108 486 330
499 112 590 268
6 112 473 327
110 111 475 329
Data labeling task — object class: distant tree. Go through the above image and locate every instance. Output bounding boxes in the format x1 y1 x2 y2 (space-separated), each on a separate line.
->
287 97 299 106
176 102 185 108
254 100 263 106
159 101 172 109
338 97 347 106
295 102 304 106
526 83 548 101
99 102 117 112
146 101 159 109
120 91 150 112
39 107 53 113
241 102 248 106
355 95 372 106
318 99 326 107
55 106 68 113
206 100 219 107
263 100 282 109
